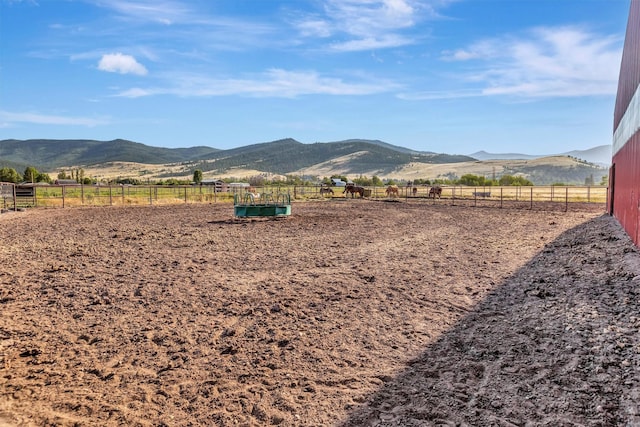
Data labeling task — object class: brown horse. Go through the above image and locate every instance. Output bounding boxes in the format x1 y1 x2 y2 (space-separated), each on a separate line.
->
385 185 399 197
428 186 442 199
319 187 334 196
344 184 365 198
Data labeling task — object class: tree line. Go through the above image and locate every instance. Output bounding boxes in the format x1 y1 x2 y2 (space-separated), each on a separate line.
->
0 166 94 184
0 166 52 184
2 165 596 188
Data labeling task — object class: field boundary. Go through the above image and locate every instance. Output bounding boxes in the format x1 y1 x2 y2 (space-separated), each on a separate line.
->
3 183 608 213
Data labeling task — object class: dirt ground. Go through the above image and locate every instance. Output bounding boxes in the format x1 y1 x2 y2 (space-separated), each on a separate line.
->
0 200 638 426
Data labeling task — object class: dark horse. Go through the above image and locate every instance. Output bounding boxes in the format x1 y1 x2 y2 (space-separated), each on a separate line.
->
344 184 365 198
319 187 334 196
428 186 442 198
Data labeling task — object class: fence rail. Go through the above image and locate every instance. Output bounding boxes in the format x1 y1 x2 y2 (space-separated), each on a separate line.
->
1 182 16 211
0 183 608 212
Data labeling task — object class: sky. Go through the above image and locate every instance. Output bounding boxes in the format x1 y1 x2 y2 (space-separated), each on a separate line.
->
0 0 631 155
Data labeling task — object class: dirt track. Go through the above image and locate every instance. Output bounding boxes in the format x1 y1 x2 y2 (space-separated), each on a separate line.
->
1 200 639 426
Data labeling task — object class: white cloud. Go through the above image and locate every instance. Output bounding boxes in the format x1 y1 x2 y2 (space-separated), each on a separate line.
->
293 0 447 51
92 0 190 25
98 53 148 75
331 0 417 35
0 110 108 127
440 26 622 98
113 68 400 98
329 34 414 52
296 19 333 38
397 89 483 100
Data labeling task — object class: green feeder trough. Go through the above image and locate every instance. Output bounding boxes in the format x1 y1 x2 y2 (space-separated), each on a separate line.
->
234 193 291 218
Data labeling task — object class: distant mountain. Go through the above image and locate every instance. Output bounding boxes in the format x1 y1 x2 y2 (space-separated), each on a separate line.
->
562 145 611 166
190 138 471 176
468 151 539 161
0 139 220 170
469 145 612 167
0 138 473 176
336 139 435 155
0 138 609 184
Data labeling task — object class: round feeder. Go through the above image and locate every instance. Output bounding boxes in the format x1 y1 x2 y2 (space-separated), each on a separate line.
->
234 192 291 218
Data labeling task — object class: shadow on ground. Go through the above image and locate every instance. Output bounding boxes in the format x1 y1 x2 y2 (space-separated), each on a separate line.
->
339 214 640 426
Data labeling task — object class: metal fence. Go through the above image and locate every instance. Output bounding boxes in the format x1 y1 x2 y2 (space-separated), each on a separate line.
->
0 183 608 212
1 182 16 211
7 184 232 208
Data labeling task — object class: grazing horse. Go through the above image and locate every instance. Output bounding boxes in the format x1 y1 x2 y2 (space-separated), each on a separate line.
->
319 187 334 196
428 186 442 199
344 184 365 198
385 185 399 197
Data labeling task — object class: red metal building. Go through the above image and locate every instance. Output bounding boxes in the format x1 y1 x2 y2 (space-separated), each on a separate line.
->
612 0 640 245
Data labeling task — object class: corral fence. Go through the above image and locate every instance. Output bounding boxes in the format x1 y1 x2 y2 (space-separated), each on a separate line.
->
7 183 235 209
409 185 607 211
1 182 16 211
300 184 608 211
0 183 607 212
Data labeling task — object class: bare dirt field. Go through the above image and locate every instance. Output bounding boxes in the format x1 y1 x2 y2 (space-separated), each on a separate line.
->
1 200 639 426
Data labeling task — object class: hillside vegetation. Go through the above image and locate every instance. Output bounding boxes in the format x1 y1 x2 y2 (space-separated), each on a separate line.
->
0 139 219 170
0 138 608 185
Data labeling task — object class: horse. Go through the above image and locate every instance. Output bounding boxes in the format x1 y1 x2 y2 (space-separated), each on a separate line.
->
319 187 334 196
344 184 365 198
412 187 418 196
246 192 260 204
385 185 399 197
245 187 261 204
428 186 442 199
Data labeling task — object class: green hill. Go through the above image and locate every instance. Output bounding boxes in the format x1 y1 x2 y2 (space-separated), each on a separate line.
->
0 139 220 169
190 138 472 175
0 138 608 185
0 138 474 176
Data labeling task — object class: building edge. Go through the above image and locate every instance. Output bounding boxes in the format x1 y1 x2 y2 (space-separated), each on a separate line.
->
611 0 640 246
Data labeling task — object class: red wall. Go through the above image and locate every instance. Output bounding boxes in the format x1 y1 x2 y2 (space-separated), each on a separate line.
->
614 1 640 130
612 0 640 246
612 133 640 244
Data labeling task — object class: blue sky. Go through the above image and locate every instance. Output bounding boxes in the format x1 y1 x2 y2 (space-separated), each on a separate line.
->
0 0 630 155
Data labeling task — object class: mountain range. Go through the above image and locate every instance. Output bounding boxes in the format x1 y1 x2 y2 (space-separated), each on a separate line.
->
469 144 611 167
0 138 611 185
